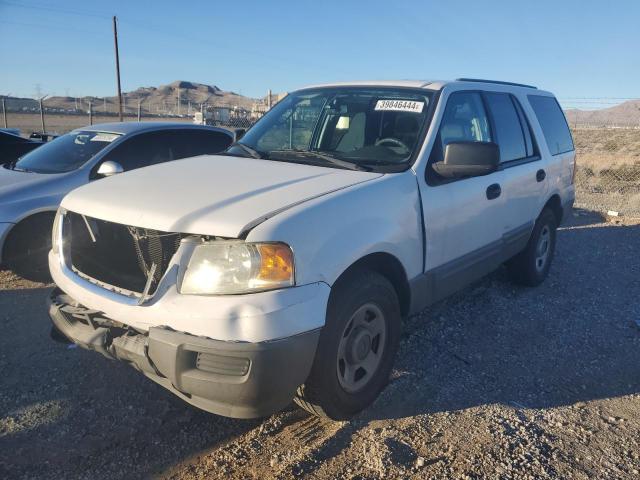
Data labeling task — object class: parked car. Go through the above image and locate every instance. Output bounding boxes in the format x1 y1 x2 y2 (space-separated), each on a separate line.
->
47 79 575 420
0 129 44 166
0 122 233 280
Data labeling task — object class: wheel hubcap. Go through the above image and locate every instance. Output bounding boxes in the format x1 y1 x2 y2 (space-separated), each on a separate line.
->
535 225 551 272
337 303 386 393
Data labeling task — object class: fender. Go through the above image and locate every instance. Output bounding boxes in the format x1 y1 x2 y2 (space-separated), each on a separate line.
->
246 172 424 288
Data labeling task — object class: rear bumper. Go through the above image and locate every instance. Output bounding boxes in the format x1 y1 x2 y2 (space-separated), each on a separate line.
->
48 289 320 419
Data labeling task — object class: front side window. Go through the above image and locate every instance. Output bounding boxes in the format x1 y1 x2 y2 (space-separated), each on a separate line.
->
429 91 492 166
485 92 527 163
228 87 433 171
100 131 174 171
12 130 120 174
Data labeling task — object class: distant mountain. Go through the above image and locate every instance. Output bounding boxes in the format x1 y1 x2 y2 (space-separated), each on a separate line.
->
1 81 260 116
565 99 640 127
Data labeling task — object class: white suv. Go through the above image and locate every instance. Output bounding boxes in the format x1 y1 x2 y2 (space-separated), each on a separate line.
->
48 79 575 420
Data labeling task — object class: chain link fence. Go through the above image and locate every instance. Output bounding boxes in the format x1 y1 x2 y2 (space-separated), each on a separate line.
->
571 127 640 218
574 160 640 217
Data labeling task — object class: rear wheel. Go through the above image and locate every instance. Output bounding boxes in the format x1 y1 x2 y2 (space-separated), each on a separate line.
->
3 213 55 282
294 269 401 420
507 208 557 286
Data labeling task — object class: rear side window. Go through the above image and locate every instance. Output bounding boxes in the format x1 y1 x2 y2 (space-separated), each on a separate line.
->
168 130 233 159
528 95 574 155
485 93 527 163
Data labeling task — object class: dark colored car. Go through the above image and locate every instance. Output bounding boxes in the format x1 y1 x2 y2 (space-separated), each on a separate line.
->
0 129 44 166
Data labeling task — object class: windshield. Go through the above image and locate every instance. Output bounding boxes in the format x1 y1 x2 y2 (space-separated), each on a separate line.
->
227 87 433 171
13 130 121 173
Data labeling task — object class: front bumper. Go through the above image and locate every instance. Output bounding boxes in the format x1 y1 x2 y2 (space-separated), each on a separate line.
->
0 223 14 264
48 289 320 418
49 249 330 343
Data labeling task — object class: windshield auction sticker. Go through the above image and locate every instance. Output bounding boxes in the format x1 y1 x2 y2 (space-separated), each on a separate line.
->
374 99 425 113
91 133 120 143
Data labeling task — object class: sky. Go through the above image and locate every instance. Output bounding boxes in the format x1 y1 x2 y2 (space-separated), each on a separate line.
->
1 0 639 109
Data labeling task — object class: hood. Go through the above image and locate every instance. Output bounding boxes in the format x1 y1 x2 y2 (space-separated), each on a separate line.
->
0 166 72 204
61 155 382 238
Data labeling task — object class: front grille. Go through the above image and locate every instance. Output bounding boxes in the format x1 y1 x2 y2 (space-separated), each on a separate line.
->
64 212 183 295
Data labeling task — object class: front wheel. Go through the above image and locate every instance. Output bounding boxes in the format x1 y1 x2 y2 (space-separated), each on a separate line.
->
294 269 401 420
507 208 557 286
3 214 54 282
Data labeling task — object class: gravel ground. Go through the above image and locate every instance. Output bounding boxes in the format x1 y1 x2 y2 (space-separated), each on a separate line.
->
1 210 639 479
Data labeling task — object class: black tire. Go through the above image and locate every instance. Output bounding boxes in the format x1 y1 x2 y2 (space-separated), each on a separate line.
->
294 269 401 420
3 213 54 282
507 208 557 286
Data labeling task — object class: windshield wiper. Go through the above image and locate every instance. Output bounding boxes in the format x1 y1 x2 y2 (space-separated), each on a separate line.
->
269 149 370 172
228 142 263 159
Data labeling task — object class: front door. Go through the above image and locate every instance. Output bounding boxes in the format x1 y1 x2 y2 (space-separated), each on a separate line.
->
419 90 509 302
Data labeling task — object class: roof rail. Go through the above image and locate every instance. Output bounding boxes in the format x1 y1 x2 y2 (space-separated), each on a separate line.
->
455 78 538 89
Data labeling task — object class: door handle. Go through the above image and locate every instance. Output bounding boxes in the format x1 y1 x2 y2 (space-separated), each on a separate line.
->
486 183 501 200
536 169 546 182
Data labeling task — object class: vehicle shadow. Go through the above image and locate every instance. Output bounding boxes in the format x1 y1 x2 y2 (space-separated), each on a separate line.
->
0 286 258 479
366 217 640 421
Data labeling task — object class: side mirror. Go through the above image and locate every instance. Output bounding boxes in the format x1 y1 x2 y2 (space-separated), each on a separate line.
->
433 142 500 179
96 160 124 177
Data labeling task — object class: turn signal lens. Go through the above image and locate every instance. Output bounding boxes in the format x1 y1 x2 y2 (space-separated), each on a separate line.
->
256 243 294 284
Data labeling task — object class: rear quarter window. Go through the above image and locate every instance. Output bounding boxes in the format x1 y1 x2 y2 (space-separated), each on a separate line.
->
528 95 574 155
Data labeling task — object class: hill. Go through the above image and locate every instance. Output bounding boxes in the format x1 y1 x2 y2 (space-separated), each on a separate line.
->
1 81 260 116
565 99 640 127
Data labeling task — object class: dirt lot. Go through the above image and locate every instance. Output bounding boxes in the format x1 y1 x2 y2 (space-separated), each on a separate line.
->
1 210 639 479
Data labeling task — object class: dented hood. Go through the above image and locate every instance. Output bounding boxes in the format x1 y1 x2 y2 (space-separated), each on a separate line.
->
61 155 381 237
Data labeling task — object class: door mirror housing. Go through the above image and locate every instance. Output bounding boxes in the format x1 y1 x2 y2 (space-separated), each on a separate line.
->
96 160 124 177
433 141 500 179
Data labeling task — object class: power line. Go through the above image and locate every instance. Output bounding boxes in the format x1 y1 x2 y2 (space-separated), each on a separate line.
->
0 0 111 19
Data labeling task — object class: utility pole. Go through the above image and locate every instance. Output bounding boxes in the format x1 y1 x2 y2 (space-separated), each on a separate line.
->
89 101 93 125
113 16 123 122
177 87 180 116
39 95 48 133
137 100 142 121
2 96 7 128
103 97 107 113
268 89 272 110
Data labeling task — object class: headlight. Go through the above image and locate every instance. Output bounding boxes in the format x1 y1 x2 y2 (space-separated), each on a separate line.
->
179 241 294 295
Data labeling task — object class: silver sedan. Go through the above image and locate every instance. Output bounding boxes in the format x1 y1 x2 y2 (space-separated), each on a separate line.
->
0 122 233 280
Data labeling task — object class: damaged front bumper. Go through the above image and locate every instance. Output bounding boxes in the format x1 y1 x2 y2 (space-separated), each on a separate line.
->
48 288 320 419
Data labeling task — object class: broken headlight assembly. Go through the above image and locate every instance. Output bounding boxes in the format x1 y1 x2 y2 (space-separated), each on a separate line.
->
179 241 295 295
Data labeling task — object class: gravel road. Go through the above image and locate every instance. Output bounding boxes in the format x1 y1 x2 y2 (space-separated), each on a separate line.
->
1 210 639 479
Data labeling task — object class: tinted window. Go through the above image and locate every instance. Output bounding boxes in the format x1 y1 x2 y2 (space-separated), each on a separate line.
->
485 93 526 162
512 97 535 157
528 95 574 155
101 131 173 171
169 130 232 158
430 91 491 165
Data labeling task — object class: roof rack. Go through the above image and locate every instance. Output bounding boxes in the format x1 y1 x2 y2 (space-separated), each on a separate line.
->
455 78 538 89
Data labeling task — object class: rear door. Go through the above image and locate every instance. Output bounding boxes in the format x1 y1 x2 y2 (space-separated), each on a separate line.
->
484 92 547 240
